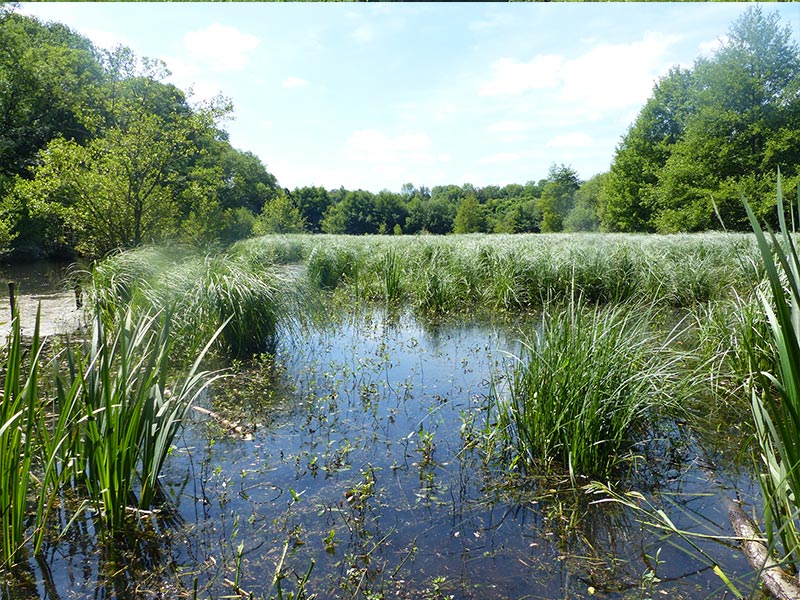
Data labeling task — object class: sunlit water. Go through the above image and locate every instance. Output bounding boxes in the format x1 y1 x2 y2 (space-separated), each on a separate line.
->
11 307 762 599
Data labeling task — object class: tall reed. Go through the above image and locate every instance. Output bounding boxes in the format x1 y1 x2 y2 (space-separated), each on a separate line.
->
498 299 681 478
0 309 42 567
67 309 221 531
746 174 800 573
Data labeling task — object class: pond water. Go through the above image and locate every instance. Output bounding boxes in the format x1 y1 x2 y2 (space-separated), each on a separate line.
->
0 260 83 337
11 308 763 599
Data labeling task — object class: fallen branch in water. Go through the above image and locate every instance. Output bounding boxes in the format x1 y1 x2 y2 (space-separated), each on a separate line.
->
725 498 800 600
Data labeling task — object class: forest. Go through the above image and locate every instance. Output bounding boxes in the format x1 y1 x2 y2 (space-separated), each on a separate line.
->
0 5 798 260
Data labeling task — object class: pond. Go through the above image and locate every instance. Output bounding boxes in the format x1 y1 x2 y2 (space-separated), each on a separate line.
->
10 307 762 599
0 260 82 337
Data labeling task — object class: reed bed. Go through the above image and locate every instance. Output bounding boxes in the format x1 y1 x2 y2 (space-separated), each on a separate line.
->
233 232 763 313
0 309 219 569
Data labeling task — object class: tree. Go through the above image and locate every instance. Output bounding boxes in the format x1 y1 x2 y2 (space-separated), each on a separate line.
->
292 186 331 233
565 172 606 232
0 12 103 182
11 52 232 257
537 164 580 233
254 191 306 234
601 67 694 232
321 190 378 234
453 194 485 233
654 6 800 231
603 6 800 232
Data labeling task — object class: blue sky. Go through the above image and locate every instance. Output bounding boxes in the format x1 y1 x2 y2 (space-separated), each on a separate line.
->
19 2 800 193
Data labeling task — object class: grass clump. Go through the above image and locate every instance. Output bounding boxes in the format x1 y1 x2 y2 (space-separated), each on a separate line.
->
88 246 305 358
498 299 681 479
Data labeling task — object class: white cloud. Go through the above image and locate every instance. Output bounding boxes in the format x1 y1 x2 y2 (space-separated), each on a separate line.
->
546 132 594 148
182 24 259 72
81 28 131 50
479 55 564 96
698 35 729 57
345 129 444 165
282 77 309 89
478 32 681 110
559 32 681 110
350 24 375 44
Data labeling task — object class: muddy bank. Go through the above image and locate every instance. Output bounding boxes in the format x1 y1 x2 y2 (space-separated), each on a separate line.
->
0 291 84 338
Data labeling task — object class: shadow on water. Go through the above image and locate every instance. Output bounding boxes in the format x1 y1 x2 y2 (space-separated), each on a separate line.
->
4 307 764 599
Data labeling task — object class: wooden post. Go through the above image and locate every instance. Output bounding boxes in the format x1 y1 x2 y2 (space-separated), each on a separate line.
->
8 281 15 320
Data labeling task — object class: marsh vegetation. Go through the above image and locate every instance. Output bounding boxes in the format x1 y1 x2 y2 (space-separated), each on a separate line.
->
0 227 797 599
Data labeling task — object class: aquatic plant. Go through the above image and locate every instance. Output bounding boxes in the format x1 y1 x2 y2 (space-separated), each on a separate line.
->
61 309 221 532
234 232 761 315
498 299 681 478
89 247 303 357
746 174 800 575
0 310 42 567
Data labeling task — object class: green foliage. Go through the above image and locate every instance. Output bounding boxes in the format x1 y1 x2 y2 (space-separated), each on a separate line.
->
68 310 219 530
255 191 306 234
0 309 42 566
498 300 680 477
238 232 761 315
0 12 275 258
88 245 303 357
602 7 800 233
565 172 606 232
537 164 580 233
453 194 485 233
746 174 800 571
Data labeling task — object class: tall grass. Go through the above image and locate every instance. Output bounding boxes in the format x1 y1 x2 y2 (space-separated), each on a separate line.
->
746 174 800 573
234 233 762 314
69 310 220 530
0 306 221 568
89 247 304 357
497 299 682 478
0 309 42 567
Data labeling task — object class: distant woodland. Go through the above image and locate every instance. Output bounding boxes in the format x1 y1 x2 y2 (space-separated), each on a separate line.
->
1 5 797 259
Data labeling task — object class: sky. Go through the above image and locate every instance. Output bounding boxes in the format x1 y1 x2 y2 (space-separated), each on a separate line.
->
18 2 800 193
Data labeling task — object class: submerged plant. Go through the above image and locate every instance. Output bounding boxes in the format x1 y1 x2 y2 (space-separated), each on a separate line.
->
746 173 800 574
498 299 681 479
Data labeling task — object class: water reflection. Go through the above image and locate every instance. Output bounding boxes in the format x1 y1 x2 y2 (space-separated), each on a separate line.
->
8 308 762 599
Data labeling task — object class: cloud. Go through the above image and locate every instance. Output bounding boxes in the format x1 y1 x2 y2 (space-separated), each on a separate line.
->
479 55 564 96
282 77 309 89
182 24 260 72
546 132 594 148
345 129 444 165
559 32 682 109
698 35 729 57
478 32 681 110
81 28 131 50
350 24 375 44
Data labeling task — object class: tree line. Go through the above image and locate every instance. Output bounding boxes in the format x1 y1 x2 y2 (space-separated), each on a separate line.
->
0 5 797 260
0 6 280 259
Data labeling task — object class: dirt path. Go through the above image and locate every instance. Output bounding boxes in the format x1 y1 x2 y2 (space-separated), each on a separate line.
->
0 291 84 338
